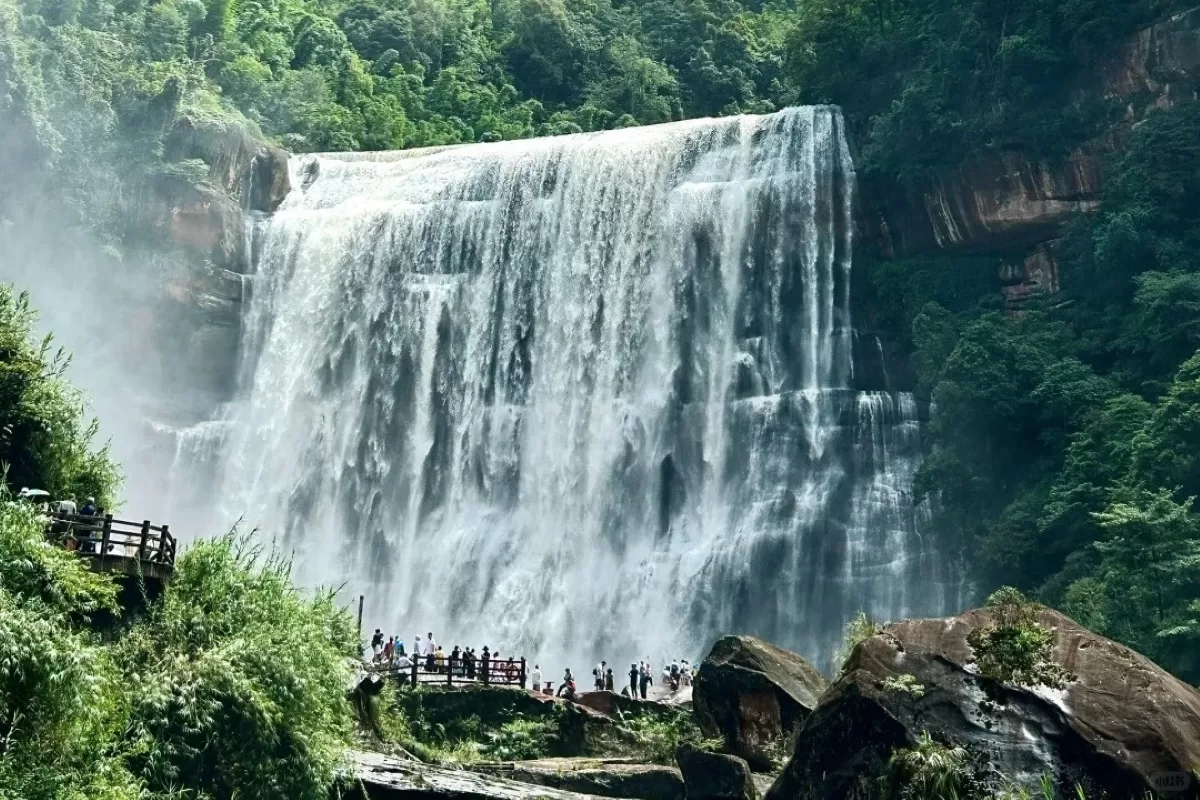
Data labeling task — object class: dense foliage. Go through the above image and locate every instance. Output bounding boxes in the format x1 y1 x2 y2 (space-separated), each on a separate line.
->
875 102 1200 683
0 509 358 799
787 0 1186 180
0 285 118 504
6 0 1186 260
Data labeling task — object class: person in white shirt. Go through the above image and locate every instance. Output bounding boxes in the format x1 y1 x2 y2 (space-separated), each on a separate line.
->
531 664 542 692
395 652 412 670
424 632 437 671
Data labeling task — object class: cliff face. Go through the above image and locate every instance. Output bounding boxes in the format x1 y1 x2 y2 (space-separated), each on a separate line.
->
860 7 1200 305
145 118 290 406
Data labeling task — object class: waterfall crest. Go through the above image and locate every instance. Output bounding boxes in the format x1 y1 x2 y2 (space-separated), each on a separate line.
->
213 107 960 670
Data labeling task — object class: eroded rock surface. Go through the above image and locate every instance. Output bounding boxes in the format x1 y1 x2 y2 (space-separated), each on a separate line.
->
766 608 1200 800
862 6 1200 279
348 750 630 800
676 745 757 800
693 636 826 772
476 758 683 800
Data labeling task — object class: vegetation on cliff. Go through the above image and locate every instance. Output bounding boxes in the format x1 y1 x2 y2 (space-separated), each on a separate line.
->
877 102 1200 683
0 298 358 798
0 285 118 507
5 0 1189 255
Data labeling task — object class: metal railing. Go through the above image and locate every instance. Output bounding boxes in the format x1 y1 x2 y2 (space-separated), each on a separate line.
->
47 512 176 568
374 656 528 688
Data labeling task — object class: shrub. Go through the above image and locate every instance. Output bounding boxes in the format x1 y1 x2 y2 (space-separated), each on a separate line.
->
881 674 926 699
835 611 882 670
883 732 970 800
0 285 120 505
119 532 358 800
615 708 719 765
967 587 1073 689
483 715 557 761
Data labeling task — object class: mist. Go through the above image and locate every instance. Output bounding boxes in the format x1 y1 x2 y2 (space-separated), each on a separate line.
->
0 162 225 534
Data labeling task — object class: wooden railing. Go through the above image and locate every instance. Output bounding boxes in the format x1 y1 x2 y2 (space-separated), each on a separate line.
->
375 657 527 689
47 512 177 569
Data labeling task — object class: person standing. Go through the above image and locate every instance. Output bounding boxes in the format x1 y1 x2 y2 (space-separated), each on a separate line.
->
425 633 437 671
639 662 651 699
371 629 384 663
628 663 639 696
481 646 491 682
593 661 605 691
383 637 395 663
605 667 614 691
531 664 542 692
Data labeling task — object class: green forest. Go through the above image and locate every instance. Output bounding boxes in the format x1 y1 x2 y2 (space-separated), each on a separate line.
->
3 0 1200 792
1 0 1186 243
886 100 1200 685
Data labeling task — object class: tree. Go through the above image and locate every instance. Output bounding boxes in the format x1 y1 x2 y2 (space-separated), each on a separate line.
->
0 285 119 504
586 36 679 125
1086 490 1200 678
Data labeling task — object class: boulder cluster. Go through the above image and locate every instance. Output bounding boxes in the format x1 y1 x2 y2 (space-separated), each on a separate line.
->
696 610 1200 800
352 605 1200 800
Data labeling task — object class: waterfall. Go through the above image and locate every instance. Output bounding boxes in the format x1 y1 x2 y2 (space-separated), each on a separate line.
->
208 107 961 672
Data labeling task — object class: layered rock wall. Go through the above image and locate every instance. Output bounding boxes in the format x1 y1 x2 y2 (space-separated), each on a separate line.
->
860 6 1200 307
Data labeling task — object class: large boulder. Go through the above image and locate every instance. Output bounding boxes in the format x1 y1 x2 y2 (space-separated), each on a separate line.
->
693 636 826 772
766 607 1200 800
676 745 757 800
347 750 628 800
577 690 683 718
477 758 684 800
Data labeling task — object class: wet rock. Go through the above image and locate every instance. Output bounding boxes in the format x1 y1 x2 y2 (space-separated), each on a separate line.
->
164 116 291 213
576 691 682 718
162 182 246 269
766 607 1200 800
676 745 756 800
476 758 684 800
347 750 628 800
693 636 826 772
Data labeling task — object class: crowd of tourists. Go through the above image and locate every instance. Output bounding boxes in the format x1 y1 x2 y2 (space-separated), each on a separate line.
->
367 629 694 700
369 630 527 682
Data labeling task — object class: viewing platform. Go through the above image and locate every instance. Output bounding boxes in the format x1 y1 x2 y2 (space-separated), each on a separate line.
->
374 657 529 689
46 512 177 583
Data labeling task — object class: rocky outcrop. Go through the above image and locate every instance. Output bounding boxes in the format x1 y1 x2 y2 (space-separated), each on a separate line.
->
476 758 684 800
576 691 686 718
347 750 631 800
1094 6 1200 109
163 116 291 215
693 636 826 772
675 746 757 800
766 607 1200 800
865 148 1103 258
863 7 1200 279
139 115 291 411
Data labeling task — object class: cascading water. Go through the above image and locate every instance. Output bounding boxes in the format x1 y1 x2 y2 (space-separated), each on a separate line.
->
209 106 963 672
